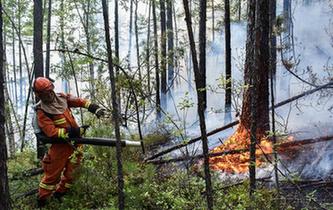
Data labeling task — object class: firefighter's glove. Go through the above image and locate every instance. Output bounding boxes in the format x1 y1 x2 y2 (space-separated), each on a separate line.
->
67 125 89 138
80 125 90 135
88 103 105 118
95 108 105 118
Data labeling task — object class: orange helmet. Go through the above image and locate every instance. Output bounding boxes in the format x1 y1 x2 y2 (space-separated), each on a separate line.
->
33 77 54 93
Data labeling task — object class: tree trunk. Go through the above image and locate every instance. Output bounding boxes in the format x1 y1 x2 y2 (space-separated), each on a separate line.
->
134 0 141 80
127 0 133 68
244 0 270 195
59 0 69 93
224 0 232 107
11 16 17 107
18 0 23 105
198 0 213 208
45 0 51 78
160 0 167 95
114 0 120 110
33 0 44 159
146 0 151 93
166 0 174 88
182 0 213 208
269 0 276 76
101 0 125 209
199 0 207 110
212 0 215 41
86 0 95 100
269 0 279 191
0 1 12 208
172 0 180 84
240 0 269 135
4 46 15 157
152 0 161 117
33 0 43 78
238 0 241 21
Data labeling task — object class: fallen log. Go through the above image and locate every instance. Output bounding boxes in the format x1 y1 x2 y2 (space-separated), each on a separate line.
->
147 148 248 164
145 80 333 162
14 188 38 200
277 135 333 149
148 134 333 165
10 167 44 180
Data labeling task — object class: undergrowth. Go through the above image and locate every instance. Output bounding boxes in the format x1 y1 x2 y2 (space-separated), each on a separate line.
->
8 126 297 210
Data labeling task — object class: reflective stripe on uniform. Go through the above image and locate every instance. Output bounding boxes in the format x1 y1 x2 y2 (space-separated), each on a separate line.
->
64 183 72 188
58 128 68 139
84 101 91 109
53 118 66 125
39 182 56 191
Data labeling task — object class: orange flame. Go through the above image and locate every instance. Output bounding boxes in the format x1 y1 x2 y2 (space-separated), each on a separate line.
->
209 125 273 173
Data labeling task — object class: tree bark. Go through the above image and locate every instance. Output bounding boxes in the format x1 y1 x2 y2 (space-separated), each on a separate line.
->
224 0 232 107
101 1 125 209
45 0 51 78
0 1 12 208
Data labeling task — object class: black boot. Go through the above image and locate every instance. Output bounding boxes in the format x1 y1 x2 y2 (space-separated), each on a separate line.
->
53 191 66 202
37 198 47 208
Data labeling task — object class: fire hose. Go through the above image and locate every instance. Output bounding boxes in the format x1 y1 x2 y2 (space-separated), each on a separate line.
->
36 133 141 147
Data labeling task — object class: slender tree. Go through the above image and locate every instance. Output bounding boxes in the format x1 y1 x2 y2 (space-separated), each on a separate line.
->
166 0 174 88
127 0 133 67
18 0 23 104
152 0 161 117
160 0 167 95
198 0 212 207
0 0 12 208
134 0 141 80
145 1 151 92
212 0 215 41
238 0 241 21
101 0 125 208
45 0 51 77
11 8 18 106
115 0 120 108
182 0 213 208
4 40 15 156
225 0 232 108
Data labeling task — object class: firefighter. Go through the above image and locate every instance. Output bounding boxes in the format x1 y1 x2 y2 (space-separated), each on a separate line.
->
33 77 104 207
